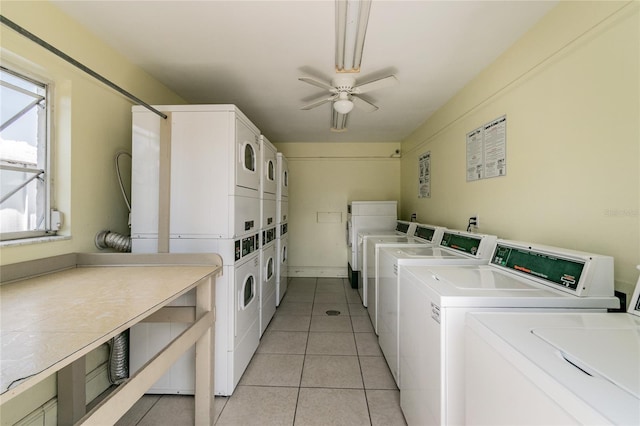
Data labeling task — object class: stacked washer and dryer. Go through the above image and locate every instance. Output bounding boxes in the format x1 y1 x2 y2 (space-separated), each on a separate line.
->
259 135 278 335
346 201 397 288
275 153 289 305
129 104 268 396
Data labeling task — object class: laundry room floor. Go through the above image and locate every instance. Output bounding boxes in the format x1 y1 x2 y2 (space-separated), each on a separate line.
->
116 277 407 425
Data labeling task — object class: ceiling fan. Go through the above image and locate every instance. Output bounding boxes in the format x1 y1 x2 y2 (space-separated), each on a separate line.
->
299 74 398 116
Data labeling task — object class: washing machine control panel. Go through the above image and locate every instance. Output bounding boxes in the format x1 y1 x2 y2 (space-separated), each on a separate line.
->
489 240 614 297
396 221 410 234
440 232 482 255
414 225 436 242
263 227 277 246
235 233 260 261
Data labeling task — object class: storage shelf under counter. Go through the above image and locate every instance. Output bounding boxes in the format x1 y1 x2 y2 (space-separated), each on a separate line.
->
1 252 222 425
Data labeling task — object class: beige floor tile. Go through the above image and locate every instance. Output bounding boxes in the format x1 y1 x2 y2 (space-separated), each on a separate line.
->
306 332 357 355
316 277 344 286
239 353 304 387
351 315 374 333
283 291 315 302
360 356 397 390
348 303 368 316
289 277 317 286
313 292 347 303
135 395 194 426
312 303 349 316
216 386 298 426
276 301 313 315
366 389 407 426
295 388 370 426
257 331 308 354
116 395 160 426
268 314 311 332
309 315 353 333
214 396 229 424
301 355 363 388
345 288 362 303
354 332 382 356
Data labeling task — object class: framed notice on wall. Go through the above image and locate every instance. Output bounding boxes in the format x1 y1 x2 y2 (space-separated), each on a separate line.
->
466 115 507 182
418 151 431 198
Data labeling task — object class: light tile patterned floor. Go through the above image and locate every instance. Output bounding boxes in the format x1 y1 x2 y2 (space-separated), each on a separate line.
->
117 277 407 425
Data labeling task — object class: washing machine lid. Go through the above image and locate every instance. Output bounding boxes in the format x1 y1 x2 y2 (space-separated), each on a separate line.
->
532 326 640 398
370 235 422 245
404 265 619 308
386 246 464 259
467 312 640 425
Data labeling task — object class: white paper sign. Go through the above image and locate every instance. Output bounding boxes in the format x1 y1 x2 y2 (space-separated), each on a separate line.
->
466 127 483 181
418 151 431 198
483 115 507 178
466 115 507 181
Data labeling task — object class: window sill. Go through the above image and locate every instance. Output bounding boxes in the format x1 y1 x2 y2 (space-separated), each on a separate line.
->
0 235 71 248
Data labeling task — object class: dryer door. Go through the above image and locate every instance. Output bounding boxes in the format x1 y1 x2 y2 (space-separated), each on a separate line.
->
235 256 259 339
235 118 260 192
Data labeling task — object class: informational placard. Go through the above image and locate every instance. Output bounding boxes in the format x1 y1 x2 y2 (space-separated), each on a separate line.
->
466 128 483 181
418 151 431 198
483 116 507 178
466 115 506 181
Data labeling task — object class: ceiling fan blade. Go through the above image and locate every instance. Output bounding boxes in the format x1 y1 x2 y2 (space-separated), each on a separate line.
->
352 96 379 112
299 77 336 92
353 75 398 94
301 95 337 110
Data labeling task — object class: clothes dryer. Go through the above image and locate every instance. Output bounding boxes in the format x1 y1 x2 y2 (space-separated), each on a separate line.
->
130 234 260 396
364 224 447 333
398 240 619 426
357 220 418 305
376 230 497 384
260 226 277 336
276 223 289 304
464 267 639 426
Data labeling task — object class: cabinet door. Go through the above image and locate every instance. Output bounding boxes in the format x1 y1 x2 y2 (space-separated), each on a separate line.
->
236 119 260 192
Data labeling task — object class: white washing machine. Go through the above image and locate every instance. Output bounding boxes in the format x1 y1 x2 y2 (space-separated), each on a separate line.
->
376 230 497 384
364 224 448 333
358 220 418 305
260 227 277 336
276 223 289 305
398 240 619 426
346 201 397 287
464 267 639 425
130 234 260 396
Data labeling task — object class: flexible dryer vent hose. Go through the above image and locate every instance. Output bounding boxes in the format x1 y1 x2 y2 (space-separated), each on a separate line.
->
95 230 132 253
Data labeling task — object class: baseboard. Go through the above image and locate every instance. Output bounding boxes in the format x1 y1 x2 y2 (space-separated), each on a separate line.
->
287 267 347 278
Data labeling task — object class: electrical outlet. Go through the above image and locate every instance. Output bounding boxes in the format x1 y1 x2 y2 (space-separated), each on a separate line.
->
469 214 479 228
411 212 417 222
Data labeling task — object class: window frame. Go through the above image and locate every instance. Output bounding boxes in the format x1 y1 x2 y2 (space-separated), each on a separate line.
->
0 65 54 242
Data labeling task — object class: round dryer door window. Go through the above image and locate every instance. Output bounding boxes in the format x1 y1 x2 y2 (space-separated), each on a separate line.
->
266 257 274 280
282 246 287 263
242 275 255 308
244 144 256 172
283 170 288 187
267 160 275 181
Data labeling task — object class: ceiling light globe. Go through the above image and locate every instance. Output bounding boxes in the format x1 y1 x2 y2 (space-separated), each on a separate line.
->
333 99 354 114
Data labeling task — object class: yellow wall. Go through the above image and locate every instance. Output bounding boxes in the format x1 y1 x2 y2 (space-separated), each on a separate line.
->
0 1 185 265
400 1 640 297
274 142 401 277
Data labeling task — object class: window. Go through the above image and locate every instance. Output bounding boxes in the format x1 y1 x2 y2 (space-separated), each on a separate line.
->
0 66 53 241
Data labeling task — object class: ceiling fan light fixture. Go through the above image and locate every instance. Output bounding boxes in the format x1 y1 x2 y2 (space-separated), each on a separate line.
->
333 99 354 114
331 109 348 132
335 0 372 73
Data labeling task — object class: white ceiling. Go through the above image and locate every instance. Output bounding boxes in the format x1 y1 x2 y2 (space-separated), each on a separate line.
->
51 0 556 143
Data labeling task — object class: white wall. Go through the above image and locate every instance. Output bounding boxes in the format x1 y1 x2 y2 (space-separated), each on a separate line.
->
400 1 640 297
0 1 185 266
274 142 401 277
